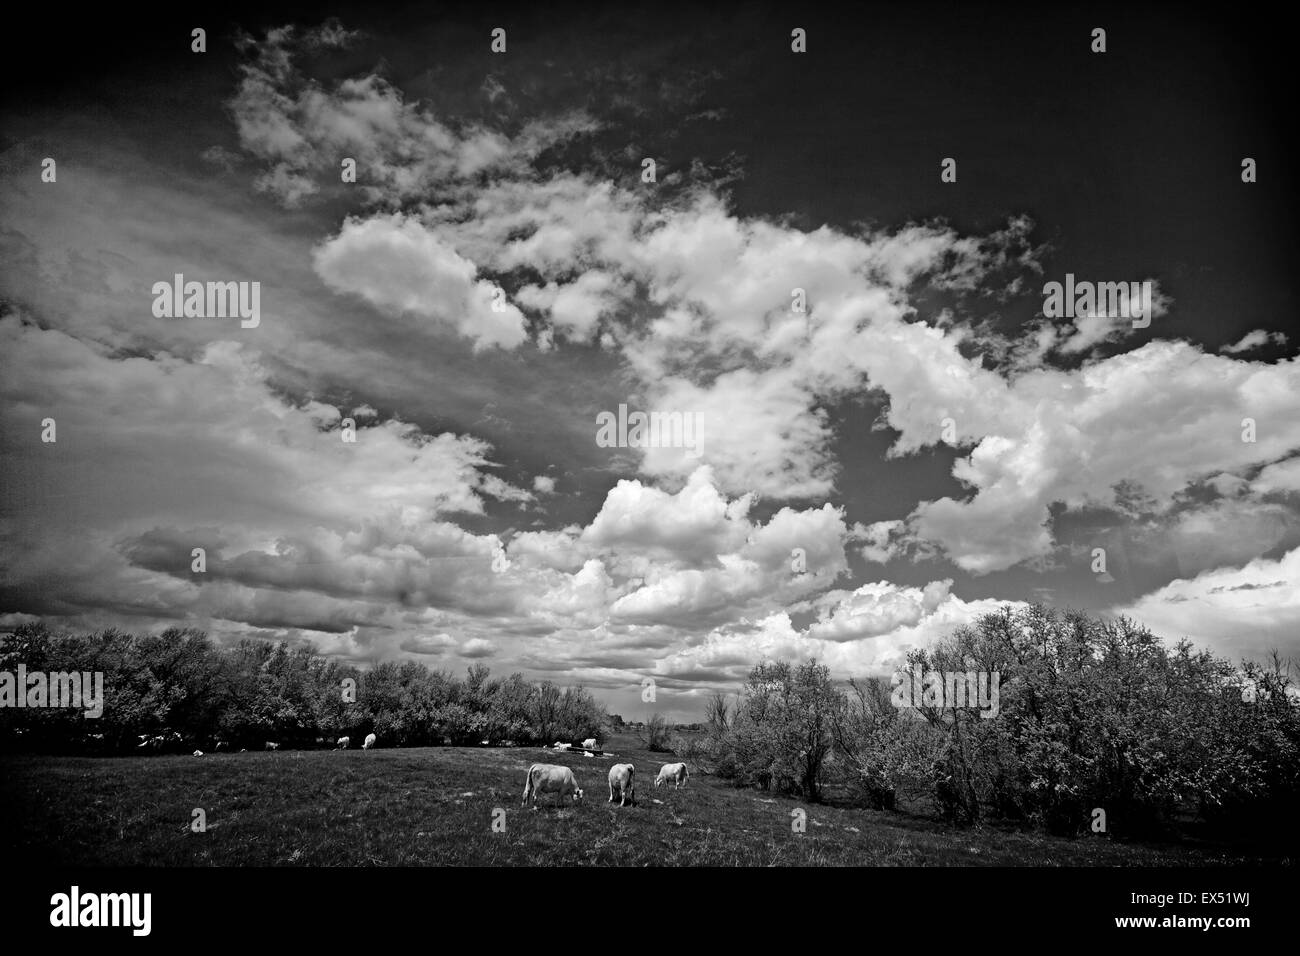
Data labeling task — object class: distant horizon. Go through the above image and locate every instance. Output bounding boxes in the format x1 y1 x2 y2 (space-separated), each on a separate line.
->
4 599 1286 723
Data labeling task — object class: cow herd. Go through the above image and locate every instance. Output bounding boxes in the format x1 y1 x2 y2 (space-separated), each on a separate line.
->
522 760 690 808
183 734 381 755
136 731 183 752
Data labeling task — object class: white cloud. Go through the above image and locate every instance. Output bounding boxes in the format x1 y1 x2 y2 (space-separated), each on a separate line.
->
1221 329 1288 354
656 583 1022 682
460 637 496 658
1119 547 1300 663
1253 457 1300 494
313 214 528 350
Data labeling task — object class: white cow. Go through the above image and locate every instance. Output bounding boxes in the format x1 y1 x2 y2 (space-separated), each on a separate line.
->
265 741 280 751
363 733 377 750
552 741 572 752
336 736 350 750
522 764 584 808
608 763 636 807
654 762 689 789
192 750 204 757
582 738 598 750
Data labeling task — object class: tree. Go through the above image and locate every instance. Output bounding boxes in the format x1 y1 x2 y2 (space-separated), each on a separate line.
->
642 712 672 752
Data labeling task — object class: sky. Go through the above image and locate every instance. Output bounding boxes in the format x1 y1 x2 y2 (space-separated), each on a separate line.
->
2 2 1296 720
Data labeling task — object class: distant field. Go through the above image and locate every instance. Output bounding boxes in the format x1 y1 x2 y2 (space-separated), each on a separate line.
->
0 735 1280 866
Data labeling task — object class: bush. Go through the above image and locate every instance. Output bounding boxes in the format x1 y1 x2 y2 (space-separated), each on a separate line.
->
700 606 1300 838
642 713 673 752
0 621 609 753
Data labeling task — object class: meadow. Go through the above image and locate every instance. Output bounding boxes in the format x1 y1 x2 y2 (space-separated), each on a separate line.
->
1 734 1279 867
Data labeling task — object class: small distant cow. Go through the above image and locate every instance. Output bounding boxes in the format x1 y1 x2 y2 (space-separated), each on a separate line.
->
522 764 584 808
608 763 636 807
214 740 229 752
654 762 689 790
192 750 204 757
363 733 377 750
265 741 280 751
582 738 597 751
552 742 572 752
336 736 350 750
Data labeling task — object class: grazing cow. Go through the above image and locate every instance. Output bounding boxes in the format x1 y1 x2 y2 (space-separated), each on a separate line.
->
654 762 689 789
336 736 350 750
582 738 597 751
608 763 636 807
363 733 377 750
265 741 280 751
192 750 204 757
522 764 584 808
552 741 572 752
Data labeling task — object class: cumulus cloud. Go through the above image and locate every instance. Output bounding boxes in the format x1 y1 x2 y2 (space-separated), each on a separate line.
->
656 583 1022 683
890 343 1300 573
1253 457 1300 494
4 16 1294 715
0 315 531 634
460 637 496 658
1118 547 1300 664
313 214 528 350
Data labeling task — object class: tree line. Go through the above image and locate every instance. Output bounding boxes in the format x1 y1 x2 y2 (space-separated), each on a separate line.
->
692 605 1300 838
0 622 604 753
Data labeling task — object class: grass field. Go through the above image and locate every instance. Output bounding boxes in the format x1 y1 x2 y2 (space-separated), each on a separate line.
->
1 734 1282 866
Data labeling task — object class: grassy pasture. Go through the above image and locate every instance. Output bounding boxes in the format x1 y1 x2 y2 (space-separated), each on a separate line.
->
0 734 1278 866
